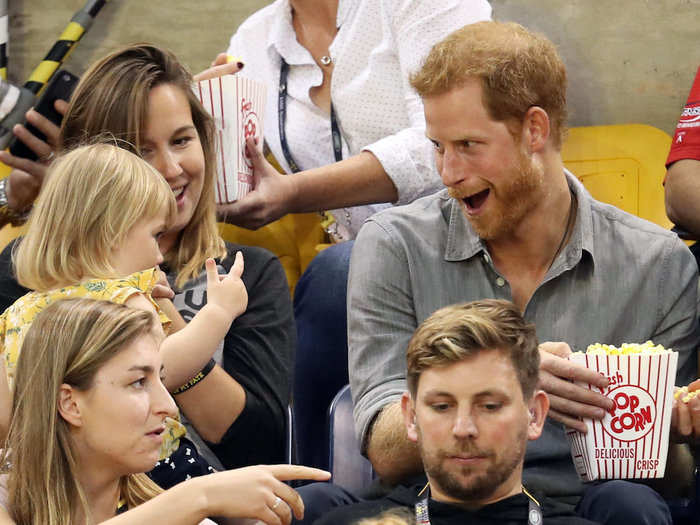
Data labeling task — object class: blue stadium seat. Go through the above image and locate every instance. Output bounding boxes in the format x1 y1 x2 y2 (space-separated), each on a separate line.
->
327 384 374 493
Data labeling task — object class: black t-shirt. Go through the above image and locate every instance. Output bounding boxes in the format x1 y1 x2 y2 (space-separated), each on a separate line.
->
0 240 296 470
315 484 601 525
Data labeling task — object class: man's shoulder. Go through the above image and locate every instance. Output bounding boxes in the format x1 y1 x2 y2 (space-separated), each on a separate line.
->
361 190 451 240
588 197 687 256
589 198 675 240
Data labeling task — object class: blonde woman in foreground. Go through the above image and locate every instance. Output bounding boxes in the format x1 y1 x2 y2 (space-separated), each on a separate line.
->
0 298 328 524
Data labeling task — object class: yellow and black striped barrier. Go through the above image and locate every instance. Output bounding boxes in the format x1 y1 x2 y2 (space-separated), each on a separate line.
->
0 0 109 149
24 0 109 95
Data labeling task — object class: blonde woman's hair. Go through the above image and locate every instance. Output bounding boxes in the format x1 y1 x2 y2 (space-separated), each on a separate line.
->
13 142 175 291
410 21 568 149
2 298 163 525
60 43 226 287
406 299 540 398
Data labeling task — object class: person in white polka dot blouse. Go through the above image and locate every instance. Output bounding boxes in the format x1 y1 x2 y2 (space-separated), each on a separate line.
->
208 0 492 472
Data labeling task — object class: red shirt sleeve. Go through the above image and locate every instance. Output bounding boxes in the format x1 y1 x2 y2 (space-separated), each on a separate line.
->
667 66 700 167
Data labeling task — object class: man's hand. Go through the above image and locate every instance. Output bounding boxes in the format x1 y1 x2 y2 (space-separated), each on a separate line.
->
538 342 613 432
671 379 700 443
0 100 67 212
217 137 298 230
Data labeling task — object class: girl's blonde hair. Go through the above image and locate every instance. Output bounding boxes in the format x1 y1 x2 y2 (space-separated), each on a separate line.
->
2 298 163 525
13 142 176 291
357 509 415 525
60 43 226 287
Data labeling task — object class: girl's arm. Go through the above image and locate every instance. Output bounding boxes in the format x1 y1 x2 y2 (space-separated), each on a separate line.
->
159 254 247 391
156 299 187 333
174 250 293 455
172 365 245 444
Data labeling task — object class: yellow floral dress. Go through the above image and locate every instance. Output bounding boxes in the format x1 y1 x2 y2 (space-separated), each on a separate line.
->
0 268 184 459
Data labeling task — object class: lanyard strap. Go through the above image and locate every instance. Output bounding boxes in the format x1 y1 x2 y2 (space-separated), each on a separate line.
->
278 58 343 174
414 487 543 525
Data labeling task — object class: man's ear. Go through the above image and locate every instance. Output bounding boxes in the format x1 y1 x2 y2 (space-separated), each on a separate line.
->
401 392 418 443
520 106 550 153
57 384 83 428
526 390 549 441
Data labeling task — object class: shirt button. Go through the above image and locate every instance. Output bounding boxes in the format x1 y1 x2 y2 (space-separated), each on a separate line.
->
495 277 506 287
483 253 490 264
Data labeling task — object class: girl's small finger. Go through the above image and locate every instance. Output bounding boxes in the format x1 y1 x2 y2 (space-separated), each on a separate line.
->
205 258 218 283
229 251 244 277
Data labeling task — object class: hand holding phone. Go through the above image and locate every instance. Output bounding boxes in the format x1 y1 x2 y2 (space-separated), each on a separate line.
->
8 70 79 161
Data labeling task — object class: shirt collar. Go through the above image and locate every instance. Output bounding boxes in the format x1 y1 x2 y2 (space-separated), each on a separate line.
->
267 0 311 66
336 0 352 27
267 0 348 65
564 169 596 267
444 169 596 266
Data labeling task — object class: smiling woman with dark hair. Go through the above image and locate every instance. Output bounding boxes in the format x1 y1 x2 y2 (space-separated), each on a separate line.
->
0 44 296 479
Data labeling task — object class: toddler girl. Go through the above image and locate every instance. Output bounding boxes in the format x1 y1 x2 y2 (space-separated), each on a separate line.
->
0 143 247 471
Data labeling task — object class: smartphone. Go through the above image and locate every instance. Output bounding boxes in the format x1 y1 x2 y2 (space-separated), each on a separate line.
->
8 69 79 161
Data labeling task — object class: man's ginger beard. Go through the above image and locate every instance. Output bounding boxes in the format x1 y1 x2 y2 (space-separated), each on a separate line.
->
448 148 546 240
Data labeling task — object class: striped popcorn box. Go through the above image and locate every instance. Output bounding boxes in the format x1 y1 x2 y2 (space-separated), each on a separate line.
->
565 342 677 481
195 75 267 204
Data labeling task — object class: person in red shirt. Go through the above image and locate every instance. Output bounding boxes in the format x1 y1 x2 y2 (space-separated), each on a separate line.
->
665 66 700 239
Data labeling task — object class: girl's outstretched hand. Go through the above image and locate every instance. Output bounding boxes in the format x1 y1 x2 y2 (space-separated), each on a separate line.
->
205 253 248 320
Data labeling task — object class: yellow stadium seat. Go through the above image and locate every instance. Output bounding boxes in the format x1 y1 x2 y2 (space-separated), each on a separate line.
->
562 124 672 230
0 224 24 254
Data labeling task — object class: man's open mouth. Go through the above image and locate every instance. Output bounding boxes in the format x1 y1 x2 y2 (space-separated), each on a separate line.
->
464 188 490 212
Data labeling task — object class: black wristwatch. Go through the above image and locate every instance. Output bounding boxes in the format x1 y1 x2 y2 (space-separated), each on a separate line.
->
0 178 30 226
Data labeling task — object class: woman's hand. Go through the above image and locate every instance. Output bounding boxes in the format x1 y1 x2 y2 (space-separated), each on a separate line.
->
100 464 330 524
217 137 299 230
193 53 244 82
205 253 248 320
194 464 330 524
0 100 67 212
